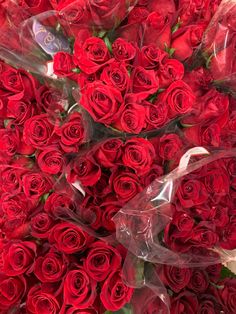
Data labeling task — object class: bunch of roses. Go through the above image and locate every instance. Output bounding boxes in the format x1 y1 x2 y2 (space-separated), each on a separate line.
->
164 155 236 254
65 134 185 234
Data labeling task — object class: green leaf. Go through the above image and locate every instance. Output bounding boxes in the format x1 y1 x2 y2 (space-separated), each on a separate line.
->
171 17 182 34
221 265 236 279
4 119 10 128
72 68 81 74
98 30 107 38
104 36 113 53
168 48 175 57
206 54 213 69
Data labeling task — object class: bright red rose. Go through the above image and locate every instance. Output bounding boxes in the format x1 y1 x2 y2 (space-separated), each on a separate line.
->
18 0 53 14
36 85 65 114
64 268 97 309
1 240 36 276
74 37 110 74
94 138 123 167
100 270 134 311
30 212 55 239
26 285 60 314
37 146 64 174
158 59 185 88
138 45 168 70
80 81 123 125
1 193 31 219
0 275 26 311
122 138 155 175
145 101 169 129
49 222 92 254
7 99 35 125
0 128 20 157
53 52 77 80
57 111 85 153
112 38 136 63
84 241 122 281
22 172 53 200
34 249 67 283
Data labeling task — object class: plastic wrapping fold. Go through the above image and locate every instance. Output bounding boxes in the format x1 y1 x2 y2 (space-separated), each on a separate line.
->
114 147 236 267
201 0 236 93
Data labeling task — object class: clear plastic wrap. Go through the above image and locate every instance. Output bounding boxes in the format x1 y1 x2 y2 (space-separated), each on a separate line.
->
114 147 236 267
201 0 236 93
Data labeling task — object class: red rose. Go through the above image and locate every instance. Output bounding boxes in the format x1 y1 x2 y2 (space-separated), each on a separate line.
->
1 68 37 101
197 297 223 314
131 66 159 99
111 169 142 203
67 154 101 187
1 241 36 276
30 212 54 239
190 223 219 249
94 138 123 168
64 268 97 309
37 146 64 174
188 269 209 293
65 306 98 314
0 275 26 311
101 202 121 232
18 0 52 14
159 134 183 160
1 193 31 219
53 52 77 80
49 222 92 254
80 81 123 125
157 265 192 293
101 270 134 311
127 7 149 24
220 278 236 313
138 45 168 70
145 101 169 129
26 285 60 314
122 138 155 175
36 85 65 114
0 128 20 157
57 112 85 153
74 37 110 74
172 23 207 61
158 59 185 88
115 103 146 134
170 291 198 314
147 0 176 16
7 99 35 125
159 80 195 118
206 263 222 283
176 178 208 208
204 166 229 196
183 67 213 97
84 241 122 281
141 163 164 186
34 249 67 283
143 12 171 50
100 61 129 93
112 38 136 63
23 114 59 149
22 172 53 200
0 164 26 194
220 217 236 250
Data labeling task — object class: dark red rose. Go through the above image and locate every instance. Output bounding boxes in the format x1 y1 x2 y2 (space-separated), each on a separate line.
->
94 138 123 167
7 99 35 125
188 269 209 293
0 275 26 311
122 138 155 175
220 278 236 313
183 67 213 97
172 211 195 235
64 306 98 314
79 204 102 230
1 241 36 276
131 66 159 99
147 0 176 16
1 68 37 101
100 61 129 92
158 59 185 88
100 270 134 311
143 12 171 50
145 101 169 129
206 263 222 283
112 38 136 63
34 249 67 283
84 241 122 281
57 111 85 153
111 169 142 203
26 285 60 314
172 23 207 61
159 80 195 118
101 202 121 232
157 265 192 293
64 268 97 309
197 296 223 314
170 291 198 314
49 222 92 254
22 172 53 200
36 85 65 114
204 166 229 196
190 223 219 249
74 37 110 74
141 163 164 186
138 45 168 70
80 81 123 125
23 114 59 149
176 178 208 208
127 7 149 24
159 134 183 160
37 146 64 174
31 212 54 239
183 122 221 147
53 52 77 80
220 217 236 250
18 0 52 14
77 72 98 90
115 103 146 134
67 154 101 187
